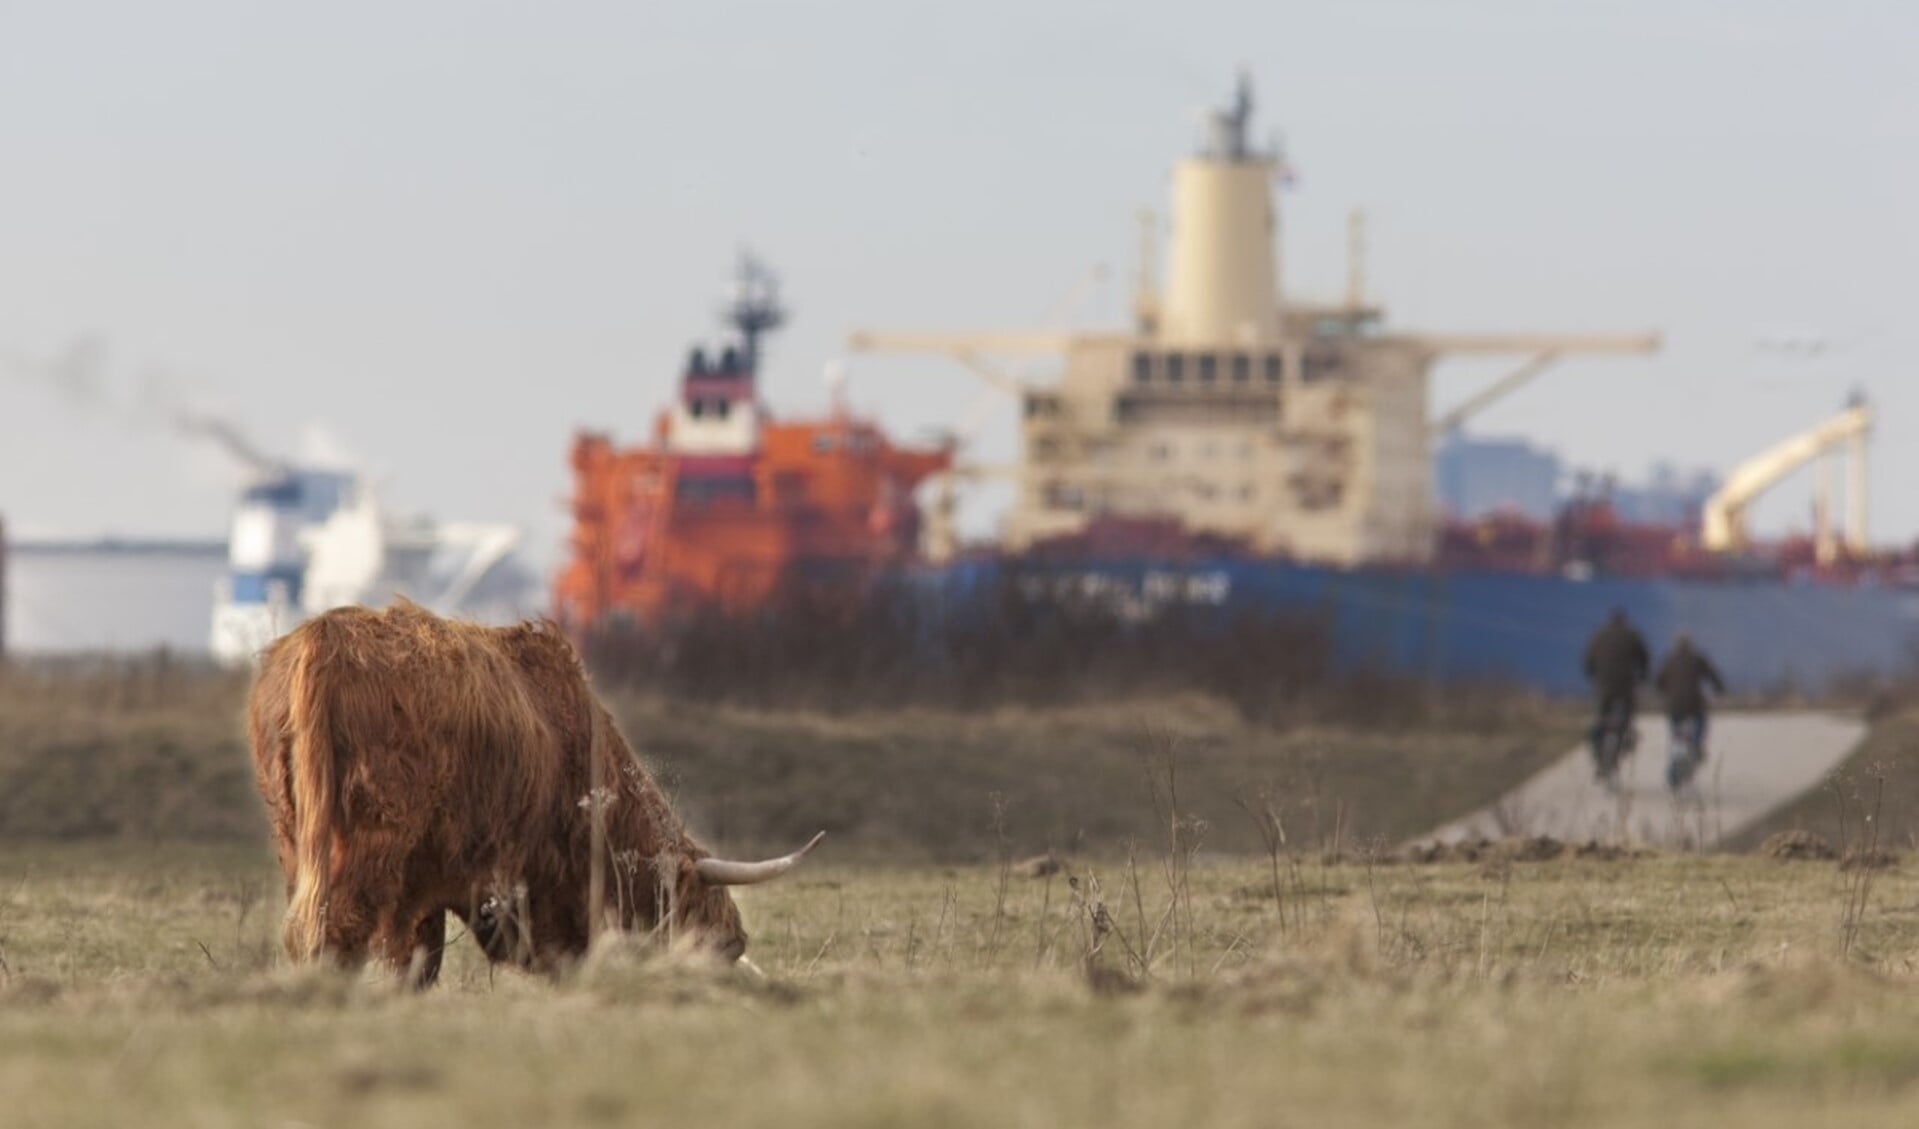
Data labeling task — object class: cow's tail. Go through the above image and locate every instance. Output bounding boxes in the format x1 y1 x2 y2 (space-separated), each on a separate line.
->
282 627 337 962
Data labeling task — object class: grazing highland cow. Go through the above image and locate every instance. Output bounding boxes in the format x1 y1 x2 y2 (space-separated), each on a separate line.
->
247 601 818 985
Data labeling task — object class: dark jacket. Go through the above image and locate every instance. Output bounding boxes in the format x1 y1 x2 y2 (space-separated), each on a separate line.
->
1583 619 1650 695
1656 644 1725 717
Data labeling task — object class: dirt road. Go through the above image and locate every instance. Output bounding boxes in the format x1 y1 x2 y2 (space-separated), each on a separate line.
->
1427 711 1865 848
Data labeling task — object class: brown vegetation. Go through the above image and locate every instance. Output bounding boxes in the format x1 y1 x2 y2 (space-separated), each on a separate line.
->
1761 830 1838 862
1398 835 1651 865
577 572 1536 729
625 693 1571 859
0 651 1575 860
0 655 255 840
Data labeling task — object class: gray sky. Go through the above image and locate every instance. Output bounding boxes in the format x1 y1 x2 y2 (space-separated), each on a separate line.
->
1 0 1912 568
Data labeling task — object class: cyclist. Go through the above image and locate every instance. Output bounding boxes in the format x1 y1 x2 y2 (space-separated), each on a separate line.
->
1655 631 1725 790
1582 607 1650 782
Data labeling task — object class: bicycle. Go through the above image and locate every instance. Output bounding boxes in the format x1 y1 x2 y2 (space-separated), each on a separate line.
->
1666 713 1706 797
1590 697 1637 792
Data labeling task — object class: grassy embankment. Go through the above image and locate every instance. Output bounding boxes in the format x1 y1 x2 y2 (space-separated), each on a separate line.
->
0 659 1575 857
1732 696 1919 854
3 844 1919 1127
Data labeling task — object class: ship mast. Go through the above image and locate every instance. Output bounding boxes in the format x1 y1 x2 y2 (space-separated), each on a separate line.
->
722 251 787 371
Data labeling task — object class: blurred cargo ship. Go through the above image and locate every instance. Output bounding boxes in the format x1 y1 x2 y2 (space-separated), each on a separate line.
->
552 257 951 630
558 75 1919 694
208 428 528 666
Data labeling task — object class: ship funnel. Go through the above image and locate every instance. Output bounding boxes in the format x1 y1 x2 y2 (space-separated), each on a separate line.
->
1161 73 1282 347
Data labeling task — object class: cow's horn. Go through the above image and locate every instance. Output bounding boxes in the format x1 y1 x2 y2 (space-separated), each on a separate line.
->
695 831 826 886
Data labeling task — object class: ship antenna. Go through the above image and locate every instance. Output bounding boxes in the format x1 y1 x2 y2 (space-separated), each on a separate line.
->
723 250 788 371
1345 209 1368 310
1207 69 1256 160
1134 208 1161 334
823 359 849 417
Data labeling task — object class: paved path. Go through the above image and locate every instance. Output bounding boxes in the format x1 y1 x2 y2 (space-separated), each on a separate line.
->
1427 711 1867 848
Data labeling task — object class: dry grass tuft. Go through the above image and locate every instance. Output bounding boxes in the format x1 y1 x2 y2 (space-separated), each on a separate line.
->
1839 847 1901 872
574 935 807 1007
1012 853 1065 879
1400 835 1646 865
1761 829 1839 862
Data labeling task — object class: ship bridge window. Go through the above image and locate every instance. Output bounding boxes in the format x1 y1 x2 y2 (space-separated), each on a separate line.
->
714 398 731 420
1264 354 1283 383
242 480 302 506
689 398 705 419
812 433 836 453
1165 353 1185 383
1025 394 1060 419
1197 354 1217 384
675 477 756 506
1302 352 1342 382
1132 352 1152 384
1232 354 1251 383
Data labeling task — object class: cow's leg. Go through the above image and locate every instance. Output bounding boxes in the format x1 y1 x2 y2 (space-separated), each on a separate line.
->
526 894 590 973
317 889 378 969
322 827 412 970
401 911 446 990
366 910 411 981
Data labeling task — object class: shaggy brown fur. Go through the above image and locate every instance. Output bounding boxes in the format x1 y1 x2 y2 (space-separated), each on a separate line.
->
247 602 744 985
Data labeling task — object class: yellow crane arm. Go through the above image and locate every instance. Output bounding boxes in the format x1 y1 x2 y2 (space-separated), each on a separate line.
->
1392 331 1662 356
1429 352 1561 436
1700 403 1872 551
845 330 1077 356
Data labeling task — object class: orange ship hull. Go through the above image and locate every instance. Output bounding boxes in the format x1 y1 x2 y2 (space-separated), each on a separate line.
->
554 417 949 631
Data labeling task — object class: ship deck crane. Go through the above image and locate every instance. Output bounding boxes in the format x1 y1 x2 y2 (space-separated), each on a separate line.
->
1421 333 1662 436
852 327 1661 429
1701 398 1871 562
1427 352 1561 436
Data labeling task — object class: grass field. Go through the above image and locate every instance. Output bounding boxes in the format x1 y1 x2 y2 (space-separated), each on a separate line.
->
5 843 1919 1128
7 661 1916 1126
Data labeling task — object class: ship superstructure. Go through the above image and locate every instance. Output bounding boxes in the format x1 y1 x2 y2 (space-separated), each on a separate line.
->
553 256 951 631
210 463 526 666
851 74 1659 564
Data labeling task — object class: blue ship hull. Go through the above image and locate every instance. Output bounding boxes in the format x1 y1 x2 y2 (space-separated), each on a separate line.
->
927 558 1919 695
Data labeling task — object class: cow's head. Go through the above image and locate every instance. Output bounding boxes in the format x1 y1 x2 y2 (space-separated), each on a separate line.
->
676 831 826 962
